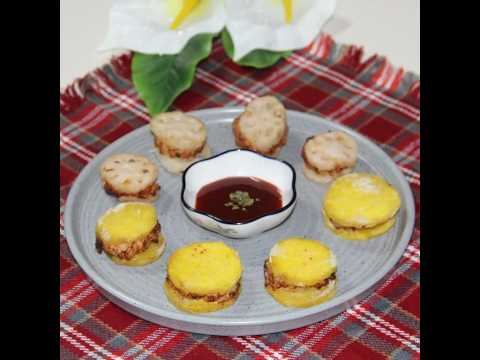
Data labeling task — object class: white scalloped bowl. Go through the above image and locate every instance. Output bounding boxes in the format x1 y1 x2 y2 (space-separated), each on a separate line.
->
181 149 297 238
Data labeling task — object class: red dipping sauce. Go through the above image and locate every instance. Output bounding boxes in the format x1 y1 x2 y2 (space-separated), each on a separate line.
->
195 177 283 223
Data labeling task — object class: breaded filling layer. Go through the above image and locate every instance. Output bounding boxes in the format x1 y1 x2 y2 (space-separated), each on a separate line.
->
96 222 161 260
326 213 394 231
154 137 206 160
264 261 336 291
165 277 241 303
104 181 160 199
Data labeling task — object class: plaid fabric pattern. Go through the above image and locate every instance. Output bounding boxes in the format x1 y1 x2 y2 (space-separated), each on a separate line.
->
60 33 420 359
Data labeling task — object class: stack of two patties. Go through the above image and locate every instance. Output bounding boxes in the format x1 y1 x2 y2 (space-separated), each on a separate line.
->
100 154 160 202
164 242 243 313
150 111 211 174
233 96 288 157
323 173 402 240
96 203 166 266
264 238 337 308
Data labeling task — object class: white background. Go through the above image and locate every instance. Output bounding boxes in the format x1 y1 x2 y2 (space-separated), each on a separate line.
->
60 0 420 88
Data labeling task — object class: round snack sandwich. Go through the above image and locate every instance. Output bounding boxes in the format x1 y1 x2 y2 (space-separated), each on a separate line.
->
164 242 242 313
95 203 166 266
264 238 337 308
150 111 211 174
302 131 357 183
100 154 160 202
232 96 288 157
323 173 401 240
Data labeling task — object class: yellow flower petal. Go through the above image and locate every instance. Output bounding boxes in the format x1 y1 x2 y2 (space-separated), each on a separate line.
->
171 0 200 29
283 0 293 23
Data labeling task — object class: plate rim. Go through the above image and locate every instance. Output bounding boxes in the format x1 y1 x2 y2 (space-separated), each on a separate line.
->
64 107 415 328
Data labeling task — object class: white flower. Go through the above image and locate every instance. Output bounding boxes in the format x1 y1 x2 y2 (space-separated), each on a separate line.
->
100 0 336 58
225 0 336 60
100 0 226 55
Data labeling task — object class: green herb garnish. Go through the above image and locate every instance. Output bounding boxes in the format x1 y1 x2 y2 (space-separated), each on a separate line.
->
225 191 259 211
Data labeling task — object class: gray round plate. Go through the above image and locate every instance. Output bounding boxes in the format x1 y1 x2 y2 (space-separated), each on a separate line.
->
64 108 415 336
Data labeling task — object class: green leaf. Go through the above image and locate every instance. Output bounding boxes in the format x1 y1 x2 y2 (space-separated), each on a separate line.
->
132 33 214 116
221 29 292 69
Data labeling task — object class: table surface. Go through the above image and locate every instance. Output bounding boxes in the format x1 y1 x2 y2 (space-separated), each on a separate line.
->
60 0 420 89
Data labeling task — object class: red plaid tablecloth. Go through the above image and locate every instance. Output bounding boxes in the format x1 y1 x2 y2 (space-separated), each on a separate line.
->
60 34 420 360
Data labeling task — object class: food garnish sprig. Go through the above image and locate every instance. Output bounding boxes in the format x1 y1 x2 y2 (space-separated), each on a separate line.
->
225 190 260 211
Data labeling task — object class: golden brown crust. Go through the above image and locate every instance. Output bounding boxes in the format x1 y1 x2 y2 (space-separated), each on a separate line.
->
96 222 161 260
154 137 206 160
100 154 159 195
150 112 207 160
301 144 350 176
301 132 357 176
103 181 160 200
156 144 211 174
264 261 336 291
233 116 288 157
165 277 241 303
